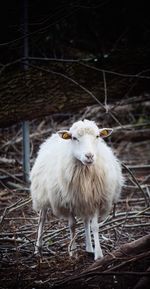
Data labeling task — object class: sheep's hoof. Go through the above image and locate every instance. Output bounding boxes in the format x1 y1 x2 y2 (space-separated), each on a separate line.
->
94 252 103 261
34 245 42 256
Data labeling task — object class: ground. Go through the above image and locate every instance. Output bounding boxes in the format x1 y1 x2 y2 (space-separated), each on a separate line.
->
0 106 150 289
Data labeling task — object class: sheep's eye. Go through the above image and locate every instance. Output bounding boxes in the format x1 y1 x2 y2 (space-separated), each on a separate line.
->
96 135 99 139
72 136 78 141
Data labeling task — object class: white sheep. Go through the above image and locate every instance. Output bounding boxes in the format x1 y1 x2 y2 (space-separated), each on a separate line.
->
30 119 123 260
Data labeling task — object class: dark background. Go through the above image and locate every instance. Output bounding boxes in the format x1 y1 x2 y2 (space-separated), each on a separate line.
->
0 0 150 62
0 0 150 127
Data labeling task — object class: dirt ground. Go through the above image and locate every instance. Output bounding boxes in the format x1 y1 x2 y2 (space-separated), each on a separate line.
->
0 109 150 289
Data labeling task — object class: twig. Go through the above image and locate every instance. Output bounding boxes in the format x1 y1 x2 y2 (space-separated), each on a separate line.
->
0 168 24 184
68 232 78 255
122 163 149 205
0 199 23 225
80 62 150 80
124 164 150 169
0 197 31 225
124 223 150 228
102 70 108 113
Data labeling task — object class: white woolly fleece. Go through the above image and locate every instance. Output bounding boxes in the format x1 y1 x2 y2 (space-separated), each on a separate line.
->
30 119 123 219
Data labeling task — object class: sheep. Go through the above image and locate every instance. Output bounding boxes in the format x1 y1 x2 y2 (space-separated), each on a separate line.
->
30 119 124 260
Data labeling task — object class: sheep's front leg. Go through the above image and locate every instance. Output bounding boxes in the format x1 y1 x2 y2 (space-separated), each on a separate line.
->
91 212 103 260
35 208 47 254
84 218 93 253
68 214 76 256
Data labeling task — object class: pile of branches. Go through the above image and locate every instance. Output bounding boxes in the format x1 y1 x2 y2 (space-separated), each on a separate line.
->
0 192 150 289
0 191 149 289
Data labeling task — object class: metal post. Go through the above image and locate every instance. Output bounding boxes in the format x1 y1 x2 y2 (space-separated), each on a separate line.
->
22 0 30 183
23 121 30 182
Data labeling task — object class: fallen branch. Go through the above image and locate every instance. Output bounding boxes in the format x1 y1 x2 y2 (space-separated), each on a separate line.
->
88 234 150 270
53 234 150 288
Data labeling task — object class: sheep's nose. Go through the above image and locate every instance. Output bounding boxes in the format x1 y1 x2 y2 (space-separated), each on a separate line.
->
85 153 94 160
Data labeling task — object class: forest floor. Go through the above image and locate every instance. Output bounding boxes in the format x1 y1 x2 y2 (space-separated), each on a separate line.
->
0 101 150 289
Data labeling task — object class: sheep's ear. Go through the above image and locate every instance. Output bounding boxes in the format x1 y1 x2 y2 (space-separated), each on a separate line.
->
99 128 113 138
58 131 72 140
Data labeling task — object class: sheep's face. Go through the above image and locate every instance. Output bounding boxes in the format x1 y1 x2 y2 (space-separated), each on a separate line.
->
58 120 113 166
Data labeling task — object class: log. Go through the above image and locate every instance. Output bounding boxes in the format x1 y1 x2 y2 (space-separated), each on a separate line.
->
88 234 150 270
53 234 150 289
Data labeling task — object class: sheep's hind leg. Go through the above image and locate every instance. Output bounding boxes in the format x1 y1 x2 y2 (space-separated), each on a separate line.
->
68 214 77 257
35 208 47 255
84 218 93 253
91 212 103 260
